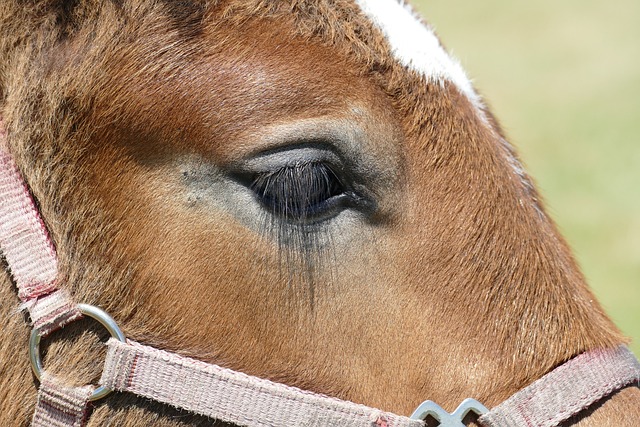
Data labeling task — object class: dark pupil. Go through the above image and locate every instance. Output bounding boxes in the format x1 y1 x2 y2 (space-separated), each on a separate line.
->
251 162 343 219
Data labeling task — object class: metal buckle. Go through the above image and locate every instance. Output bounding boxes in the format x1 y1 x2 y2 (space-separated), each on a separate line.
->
29 303 127 401
410 398 489 426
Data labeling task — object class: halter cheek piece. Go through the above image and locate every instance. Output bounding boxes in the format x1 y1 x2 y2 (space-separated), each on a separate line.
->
1 122 639 427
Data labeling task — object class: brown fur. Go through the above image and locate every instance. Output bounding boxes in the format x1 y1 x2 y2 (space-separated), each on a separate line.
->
0 1 637 426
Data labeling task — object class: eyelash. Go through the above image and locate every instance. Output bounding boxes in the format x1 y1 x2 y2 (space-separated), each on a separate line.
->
250 162 346 221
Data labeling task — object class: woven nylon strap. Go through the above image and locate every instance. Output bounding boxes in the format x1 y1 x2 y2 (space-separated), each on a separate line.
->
101 339 640 427
31 373 94 427
478 345 640 427
0 120 80 335
100 339 423 427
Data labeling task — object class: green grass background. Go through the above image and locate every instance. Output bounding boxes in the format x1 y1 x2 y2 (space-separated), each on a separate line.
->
412 0 639 354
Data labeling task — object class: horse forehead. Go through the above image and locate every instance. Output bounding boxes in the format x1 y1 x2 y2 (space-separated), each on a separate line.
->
97 0 487 166
105 12 396 161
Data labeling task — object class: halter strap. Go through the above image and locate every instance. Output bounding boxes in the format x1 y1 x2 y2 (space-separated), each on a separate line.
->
99 338 639 427
479 345 640 427
0 120 80 336
31 373 94 427
101 338 422 427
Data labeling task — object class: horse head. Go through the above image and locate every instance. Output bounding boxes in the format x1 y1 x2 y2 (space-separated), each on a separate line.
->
0 1 637 426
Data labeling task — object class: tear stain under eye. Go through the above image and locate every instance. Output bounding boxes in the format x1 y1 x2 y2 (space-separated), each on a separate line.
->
250 162 345 306
259 213 338 308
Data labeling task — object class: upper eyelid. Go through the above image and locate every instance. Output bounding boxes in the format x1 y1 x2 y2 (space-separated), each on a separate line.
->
250 162 343 190
255 161 335 178
230 145 343 175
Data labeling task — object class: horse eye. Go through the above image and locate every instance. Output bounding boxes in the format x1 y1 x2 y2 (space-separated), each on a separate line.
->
250 162 347 221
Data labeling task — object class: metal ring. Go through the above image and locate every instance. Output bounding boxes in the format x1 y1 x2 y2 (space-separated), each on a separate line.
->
29 303 127 401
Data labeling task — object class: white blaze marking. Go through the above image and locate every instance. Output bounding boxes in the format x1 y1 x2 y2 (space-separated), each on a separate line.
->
354 0 541 209
354 0 483 110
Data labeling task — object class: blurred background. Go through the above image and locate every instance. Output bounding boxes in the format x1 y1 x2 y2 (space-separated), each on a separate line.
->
412 0 639 354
